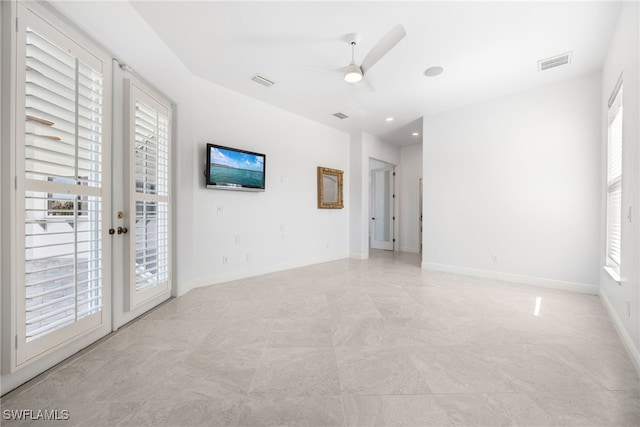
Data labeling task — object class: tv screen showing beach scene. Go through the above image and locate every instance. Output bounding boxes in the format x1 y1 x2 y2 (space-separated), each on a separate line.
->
206 144 266 191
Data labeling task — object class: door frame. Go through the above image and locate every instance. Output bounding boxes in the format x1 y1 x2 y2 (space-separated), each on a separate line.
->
111 66 172 330
369 160 396 251
419 178 423 254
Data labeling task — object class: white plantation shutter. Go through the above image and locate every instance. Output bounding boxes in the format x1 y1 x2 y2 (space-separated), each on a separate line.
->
16 5 110 363
125 80 171 310
606 81 623 268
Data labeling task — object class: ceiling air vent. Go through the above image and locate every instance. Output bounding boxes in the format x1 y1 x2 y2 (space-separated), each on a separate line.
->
333 112 349 120
250 74 275 87
538 52 572 72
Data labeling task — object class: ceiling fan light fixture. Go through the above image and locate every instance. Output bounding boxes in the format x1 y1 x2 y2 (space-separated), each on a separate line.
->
344 64 363 83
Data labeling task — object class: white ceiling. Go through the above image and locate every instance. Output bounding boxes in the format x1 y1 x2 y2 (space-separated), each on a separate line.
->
129 1 621 146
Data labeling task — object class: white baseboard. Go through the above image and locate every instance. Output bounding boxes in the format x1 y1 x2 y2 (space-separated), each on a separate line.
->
399 246 420 253
191 253 349 289
599 291 640 376
350 252 368 260
421 262 599 295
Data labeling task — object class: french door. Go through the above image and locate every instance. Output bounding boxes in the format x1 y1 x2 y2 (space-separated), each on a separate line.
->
12 2 171 368
118 78 172 322
15 3 112 365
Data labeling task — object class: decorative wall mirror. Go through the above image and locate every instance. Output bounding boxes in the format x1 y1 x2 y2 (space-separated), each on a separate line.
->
317 166 344 209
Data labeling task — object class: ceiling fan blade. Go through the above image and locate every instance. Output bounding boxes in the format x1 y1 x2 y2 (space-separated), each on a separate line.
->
335 65 354 74
355 77 375 92
360 24 406 75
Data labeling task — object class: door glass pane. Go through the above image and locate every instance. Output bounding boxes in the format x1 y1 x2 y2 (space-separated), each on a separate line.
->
23 26 104 343
375 170 390 241
131 97 170 300
135 200 157 292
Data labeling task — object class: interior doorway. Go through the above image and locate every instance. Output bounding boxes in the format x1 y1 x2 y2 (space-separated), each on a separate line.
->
370 159 395 251
419 178 423 254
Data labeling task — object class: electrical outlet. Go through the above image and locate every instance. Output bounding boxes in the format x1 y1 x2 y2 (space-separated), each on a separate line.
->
217 206 223 216
222 256 228 264
235 235 240 244
491 254 498 264
246 253 251 262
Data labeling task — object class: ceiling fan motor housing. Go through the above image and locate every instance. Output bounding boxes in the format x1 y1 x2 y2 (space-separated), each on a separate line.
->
344 33 363 82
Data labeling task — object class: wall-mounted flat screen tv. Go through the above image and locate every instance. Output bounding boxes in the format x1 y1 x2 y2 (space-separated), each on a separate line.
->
205 143 266 191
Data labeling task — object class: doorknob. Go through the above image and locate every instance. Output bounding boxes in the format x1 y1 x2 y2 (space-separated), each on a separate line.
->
117 226 128 235
371 217 375 220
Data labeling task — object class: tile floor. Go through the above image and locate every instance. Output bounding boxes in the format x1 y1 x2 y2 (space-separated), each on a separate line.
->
1 250 639 426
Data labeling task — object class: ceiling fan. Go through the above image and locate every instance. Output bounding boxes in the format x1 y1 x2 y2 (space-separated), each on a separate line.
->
336 24 406 91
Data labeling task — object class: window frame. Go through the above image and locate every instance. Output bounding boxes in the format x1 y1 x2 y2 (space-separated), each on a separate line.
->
604 74 623 282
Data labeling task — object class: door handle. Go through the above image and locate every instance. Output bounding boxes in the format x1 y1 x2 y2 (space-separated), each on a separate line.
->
117 226 128 235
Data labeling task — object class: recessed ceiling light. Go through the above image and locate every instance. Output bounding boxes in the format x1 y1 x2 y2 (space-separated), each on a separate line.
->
412 132 420 137
385 117 394 122
424 66 444 77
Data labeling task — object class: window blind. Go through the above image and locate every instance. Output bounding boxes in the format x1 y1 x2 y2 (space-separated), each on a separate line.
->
606 84 623 267
126 81 171 309
133 99 170 294
23 25 104 343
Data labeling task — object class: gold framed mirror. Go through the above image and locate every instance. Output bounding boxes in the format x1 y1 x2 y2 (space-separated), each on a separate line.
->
317 167 344 209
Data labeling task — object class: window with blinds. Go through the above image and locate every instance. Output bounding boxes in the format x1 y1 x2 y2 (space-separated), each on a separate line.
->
17 4 110 363
126 81 171 310
606 80 623 271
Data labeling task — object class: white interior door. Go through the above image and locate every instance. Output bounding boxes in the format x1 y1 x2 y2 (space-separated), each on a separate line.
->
419 178 423 254
370 166 395 250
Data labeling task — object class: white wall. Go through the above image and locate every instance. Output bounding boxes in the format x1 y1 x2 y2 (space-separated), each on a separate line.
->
349 132 365 258
48 2 353 294
400 143 422 253
423 72 602 293
599 1 640 372
190 76 350 287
